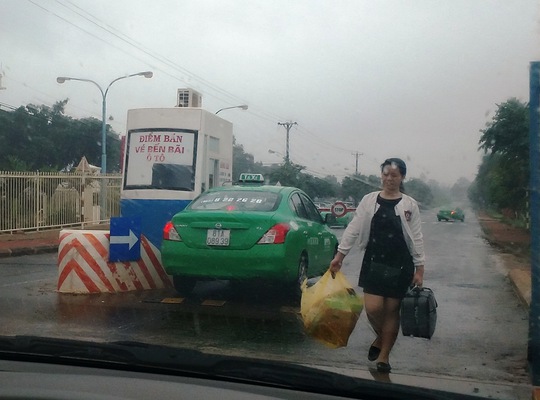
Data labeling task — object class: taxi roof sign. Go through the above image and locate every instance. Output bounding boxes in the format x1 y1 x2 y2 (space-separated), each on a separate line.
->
238 173 265 183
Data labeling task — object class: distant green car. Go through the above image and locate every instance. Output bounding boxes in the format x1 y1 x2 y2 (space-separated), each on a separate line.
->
437 207 465 222
161 175 338 298
317 202 355 228
318 210 353 228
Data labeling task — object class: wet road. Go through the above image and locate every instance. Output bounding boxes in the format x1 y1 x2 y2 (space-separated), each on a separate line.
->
0 207 530 391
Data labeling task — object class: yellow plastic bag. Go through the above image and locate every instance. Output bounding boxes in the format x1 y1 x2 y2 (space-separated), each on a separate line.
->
300 270 364 348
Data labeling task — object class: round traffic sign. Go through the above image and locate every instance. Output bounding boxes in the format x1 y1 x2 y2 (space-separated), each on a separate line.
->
331 201 347 218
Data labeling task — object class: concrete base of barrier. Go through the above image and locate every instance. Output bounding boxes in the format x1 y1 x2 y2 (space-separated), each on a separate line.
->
57 229 173 294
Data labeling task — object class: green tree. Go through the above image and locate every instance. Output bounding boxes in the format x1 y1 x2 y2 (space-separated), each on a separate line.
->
450 177 471 202
426 179 452 208
341 174 378 205
405 178 433 207
319 175 340 199
232 137 266 181
232 140 340 199
472 98 529 217
478 98 528 160
268 162 305 187
299 174 336 199
0 100 121 172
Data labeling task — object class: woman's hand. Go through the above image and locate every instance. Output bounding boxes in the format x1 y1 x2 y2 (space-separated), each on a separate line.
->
329 252 345 273
412 265 424 287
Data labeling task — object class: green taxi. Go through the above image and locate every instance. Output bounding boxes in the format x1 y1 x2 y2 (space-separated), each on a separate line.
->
437 206 465 222
161 174 339 298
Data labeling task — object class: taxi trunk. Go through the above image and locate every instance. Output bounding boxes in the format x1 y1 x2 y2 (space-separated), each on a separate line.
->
173 211 278 250
161 211 302 282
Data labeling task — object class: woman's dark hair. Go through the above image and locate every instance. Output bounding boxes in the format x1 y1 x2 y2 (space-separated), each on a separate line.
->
380 158 407 177
381 158 407 193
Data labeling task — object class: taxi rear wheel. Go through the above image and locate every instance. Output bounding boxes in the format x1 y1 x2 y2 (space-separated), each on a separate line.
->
293 252 308 301
173 275 196 296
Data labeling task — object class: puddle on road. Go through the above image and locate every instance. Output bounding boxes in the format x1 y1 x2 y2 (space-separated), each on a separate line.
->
53 280 307 350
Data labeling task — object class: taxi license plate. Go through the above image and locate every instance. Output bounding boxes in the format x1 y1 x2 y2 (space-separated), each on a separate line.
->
206 229 230 246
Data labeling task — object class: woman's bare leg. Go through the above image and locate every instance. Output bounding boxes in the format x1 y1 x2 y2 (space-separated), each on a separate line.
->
364 293 384 347
364 293 401 363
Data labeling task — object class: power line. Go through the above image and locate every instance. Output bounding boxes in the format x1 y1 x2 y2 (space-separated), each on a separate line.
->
24 1 365 171
52 1 357 146
44 0 292 128
0 102 17 111
294 125 358 154
55 0 252 107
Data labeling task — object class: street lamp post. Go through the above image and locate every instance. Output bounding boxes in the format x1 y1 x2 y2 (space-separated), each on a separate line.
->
268 149 284 161
215 104 248 114
57 71 153 174
57 71 153 220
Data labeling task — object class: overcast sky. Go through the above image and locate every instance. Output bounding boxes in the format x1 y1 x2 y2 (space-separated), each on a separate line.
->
1 0 539 185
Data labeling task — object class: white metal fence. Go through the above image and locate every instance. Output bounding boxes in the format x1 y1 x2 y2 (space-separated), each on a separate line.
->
0 171 122 233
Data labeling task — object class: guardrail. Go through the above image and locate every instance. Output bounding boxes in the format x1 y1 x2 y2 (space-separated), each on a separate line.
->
0 171 122 233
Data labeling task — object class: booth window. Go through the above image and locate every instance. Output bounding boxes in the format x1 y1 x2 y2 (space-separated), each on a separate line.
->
151 164 194 191
209 136 219 152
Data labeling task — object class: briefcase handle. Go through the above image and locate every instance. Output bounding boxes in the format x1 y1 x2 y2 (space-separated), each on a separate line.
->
406 285 421 294
405 285 438 308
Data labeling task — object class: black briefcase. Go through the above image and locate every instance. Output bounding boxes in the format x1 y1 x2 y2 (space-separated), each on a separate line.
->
400 286 438 339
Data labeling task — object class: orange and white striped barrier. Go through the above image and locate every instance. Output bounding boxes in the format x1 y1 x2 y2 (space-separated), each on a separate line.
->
57 229 172 294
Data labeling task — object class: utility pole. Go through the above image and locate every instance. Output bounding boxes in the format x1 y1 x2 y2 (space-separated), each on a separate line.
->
352 151 363 174
278 121 297 164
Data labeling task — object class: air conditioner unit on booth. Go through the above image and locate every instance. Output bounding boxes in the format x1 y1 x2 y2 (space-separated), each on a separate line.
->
176 88 202 108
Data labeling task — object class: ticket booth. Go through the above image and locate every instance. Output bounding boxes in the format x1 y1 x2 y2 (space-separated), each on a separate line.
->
120 106 233 251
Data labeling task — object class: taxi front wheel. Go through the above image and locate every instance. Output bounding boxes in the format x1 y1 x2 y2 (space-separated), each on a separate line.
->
173 276 197 296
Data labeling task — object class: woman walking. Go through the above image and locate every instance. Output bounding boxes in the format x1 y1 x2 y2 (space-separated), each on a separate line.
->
329 158 425 373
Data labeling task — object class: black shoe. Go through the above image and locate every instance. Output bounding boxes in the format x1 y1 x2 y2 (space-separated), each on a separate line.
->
376 362 392 373
368 345 381 361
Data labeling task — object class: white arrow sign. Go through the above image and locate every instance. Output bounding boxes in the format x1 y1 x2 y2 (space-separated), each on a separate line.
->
110 229 139 250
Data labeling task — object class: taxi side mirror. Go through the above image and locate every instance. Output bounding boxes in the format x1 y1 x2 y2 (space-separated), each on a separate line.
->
324 213 336 225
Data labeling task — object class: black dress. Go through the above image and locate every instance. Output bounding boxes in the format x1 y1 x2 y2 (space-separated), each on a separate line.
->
358 195 415 299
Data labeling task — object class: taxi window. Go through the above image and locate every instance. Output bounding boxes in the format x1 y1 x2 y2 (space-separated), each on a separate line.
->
189 190 279 211
300 193 324 223
289 193 309 219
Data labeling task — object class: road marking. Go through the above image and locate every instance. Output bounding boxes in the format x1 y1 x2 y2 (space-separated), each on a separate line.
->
161 297 184 304
201 299 227 306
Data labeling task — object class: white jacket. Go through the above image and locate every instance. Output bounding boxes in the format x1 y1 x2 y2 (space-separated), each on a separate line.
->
337 191 425 266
